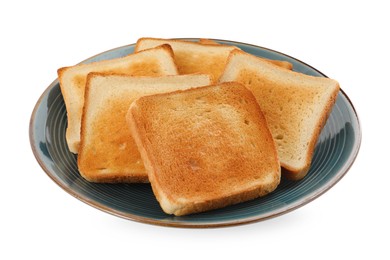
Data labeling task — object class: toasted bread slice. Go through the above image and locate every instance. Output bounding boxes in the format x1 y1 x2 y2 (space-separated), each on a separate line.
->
127 82 281 216
58 44 178 153
78 73 212 183
219 49 340 180
135 38 238 82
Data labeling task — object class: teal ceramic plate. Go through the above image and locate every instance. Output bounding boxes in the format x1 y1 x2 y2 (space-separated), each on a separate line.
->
30 39 361 228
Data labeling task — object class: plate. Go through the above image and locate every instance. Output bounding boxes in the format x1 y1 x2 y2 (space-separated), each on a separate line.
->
29 39 361 228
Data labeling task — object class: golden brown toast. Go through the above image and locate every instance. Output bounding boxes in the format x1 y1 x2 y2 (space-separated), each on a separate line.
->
58 44 178 153
77 73 212 183
135 38 238 82
198 38 220 45
219 49 340 180
127 82 281 215
198 38 293 70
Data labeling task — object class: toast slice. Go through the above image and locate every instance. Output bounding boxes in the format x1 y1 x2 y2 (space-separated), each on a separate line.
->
135 38 237 82
127 82 281 216
58 44 178 153
78 73 212 183
219 49 340 180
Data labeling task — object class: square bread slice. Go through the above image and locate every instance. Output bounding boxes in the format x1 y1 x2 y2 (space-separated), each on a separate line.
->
135 38 237 82
127 82 281 216
77 73 212 183
219 49 340 180
135 37 293 81
58 44 178 153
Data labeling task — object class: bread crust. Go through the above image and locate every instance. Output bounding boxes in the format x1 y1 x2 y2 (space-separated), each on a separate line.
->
127 82 281 215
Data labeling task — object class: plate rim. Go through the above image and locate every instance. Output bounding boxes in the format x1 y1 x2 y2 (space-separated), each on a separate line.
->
29 39 362 228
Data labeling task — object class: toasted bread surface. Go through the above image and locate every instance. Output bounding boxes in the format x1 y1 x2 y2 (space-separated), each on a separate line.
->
198 38 220 45
78 73 212 183
135 38 238 82
219 50 340 180
127 82 281 215
58 45 178 153
197 38 293 69
136 38 292 76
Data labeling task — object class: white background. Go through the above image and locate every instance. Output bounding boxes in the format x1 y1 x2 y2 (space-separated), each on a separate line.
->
1 0 389 259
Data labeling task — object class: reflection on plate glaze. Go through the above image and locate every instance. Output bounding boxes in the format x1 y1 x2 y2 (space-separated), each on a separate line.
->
30 39 361 227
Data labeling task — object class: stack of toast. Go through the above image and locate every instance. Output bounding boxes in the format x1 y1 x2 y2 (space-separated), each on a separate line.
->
58 37 339 216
